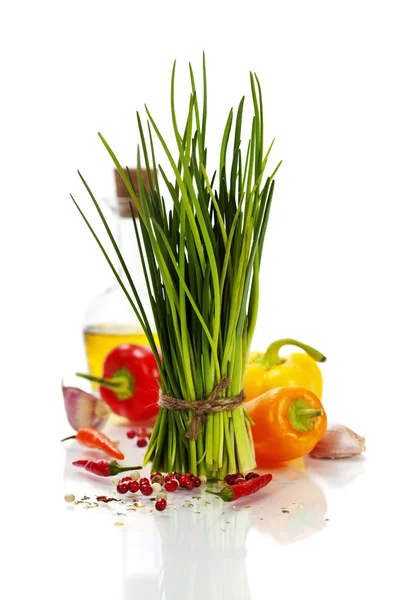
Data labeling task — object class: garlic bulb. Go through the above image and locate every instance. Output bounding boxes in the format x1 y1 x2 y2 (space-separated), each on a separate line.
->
62 381 110 431
309 423 366 459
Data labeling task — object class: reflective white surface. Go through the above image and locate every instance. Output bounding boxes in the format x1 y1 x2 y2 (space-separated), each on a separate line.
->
6 419 392 600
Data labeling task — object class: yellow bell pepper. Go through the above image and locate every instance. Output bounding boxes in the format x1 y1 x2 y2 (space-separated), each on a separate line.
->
244 338 326 400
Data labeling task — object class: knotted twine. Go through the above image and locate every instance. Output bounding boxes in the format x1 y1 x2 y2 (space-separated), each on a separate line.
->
158 376 246 440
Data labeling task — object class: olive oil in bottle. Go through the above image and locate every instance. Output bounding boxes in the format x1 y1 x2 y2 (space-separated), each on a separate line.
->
83 169 158 388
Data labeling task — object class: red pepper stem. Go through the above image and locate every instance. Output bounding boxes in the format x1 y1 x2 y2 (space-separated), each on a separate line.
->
76 372 120 388
205 487 235 502
61 435 77 442
75 368 134 401
108 461 142 476
205 489 222 497
257 338 327 369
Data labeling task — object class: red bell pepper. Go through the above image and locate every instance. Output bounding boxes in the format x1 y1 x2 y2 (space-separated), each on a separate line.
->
77 344 160 424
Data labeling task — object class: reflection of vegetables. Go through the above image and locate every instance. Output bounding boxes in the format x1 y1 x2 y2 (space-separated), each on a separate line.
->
255 472 328 545
61 426 124 460
309 423 366 459
244 338 325 401
154 490 253 599
72 458 142 477
207 473 272 502
62 382 110 431
76 344 160 424
246 386 327 463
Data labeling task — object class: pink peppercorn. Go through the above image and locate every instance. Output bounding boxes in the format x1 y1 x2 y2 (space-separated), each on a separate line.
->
164 479 179 492
116 483 129 494
155 498 167 511
128 480 139 493
245 472 260 481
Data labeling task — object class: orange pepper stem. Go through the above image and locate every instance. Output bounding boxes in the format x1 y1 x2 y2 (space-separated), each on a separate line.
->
76 367 134 401
255 338 327 369
297 408 323 419
288 397 324 433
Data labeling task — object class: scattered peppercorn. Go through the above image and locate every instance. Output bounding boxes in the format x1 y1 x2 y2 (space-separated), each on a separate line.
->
137 437 148 448
179 475 190 488
128 480 139 493
164 479 179 492
224 474 237 485
64 494 75 503
155 498 167 511
245 472 260 481
117 483 129 494
151 475 165 486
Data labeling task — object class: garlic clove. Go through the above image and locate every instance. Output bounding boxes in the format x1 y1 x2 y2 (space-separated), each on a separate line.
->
62 381 111 431
309 422 366 459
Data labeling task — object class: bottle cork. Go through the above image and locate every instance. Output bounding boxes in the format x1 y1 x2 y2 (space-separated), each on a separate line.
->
114 168 155 218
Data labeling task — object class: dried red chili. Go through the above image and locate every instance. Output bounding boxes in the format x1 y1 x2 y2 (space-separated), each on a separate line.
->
206 473 272 502
72 459 142 477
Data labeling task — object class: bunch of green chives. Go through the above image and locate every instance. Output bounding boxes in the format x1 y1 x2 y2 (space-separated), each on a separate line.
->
72 55 280 478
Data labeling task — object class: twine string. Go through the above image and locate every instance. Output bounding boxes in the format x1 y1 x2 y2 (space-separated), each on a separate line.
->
158 376 246 440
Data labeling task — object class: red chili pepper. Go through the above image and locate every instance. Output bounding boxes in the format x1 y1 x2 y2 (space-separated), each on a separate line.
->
72 459 142 477
206 473 273 502
62 426 124 460
76 344 160 424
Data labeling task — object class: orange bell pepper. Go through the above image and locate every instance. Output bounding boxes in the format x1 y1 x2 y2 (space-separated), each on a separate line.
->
246 386 327 464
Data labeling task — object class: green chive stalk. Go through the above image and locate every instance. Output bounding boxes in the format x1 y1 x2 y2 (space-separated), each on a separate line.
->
72 54 280 477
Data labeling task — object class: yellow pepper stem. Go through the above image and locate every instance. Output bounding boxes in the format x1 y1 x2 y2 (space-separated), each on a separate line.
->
256 338 327 369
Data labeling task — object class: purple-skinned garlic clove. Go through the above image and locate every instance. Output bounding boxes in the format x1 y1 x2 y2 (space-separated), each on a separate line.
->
309 422 366 459
62 381 110 431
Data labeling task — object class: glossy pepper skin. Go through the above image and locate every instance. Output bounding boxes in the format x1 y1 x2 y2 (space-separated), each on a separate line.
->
206 473 273 502
72 459 142 477
61 426 124 460
77 344 160 424
244 338 326 401
246 386 327 464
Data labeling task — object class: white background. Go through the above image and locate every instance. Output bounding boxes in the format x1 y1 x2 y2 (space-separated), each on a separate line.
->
1 1 399 597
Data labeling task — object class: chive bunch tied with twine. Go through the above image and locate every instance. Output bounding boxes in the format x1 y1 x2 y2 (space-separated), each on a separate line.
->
72 54 281 478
